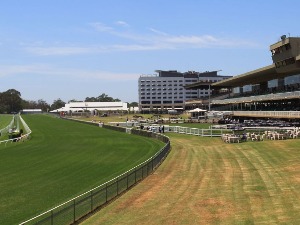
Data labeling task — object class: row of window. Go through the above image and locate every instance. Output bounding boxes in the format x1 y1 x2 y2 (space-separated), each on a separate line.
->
140 88 184 91
140 79 222 83
271 43 291 56
141 101 184 104
140 92 206 95
140 80 183 83
140 96 197 100
275 57 296 68
141 97 183 99
140 84 183 87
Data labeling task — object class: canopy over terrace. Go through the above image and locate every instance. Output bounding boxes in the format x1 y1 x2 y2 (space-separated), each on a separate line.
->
188 108 207 118
212 65 300 89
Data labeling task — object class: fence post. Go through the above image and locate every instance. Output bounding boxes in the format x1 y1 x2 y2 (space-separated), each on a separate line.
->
73 199 76 223
151 157 153 171
117 177 119 195
126 172 129 189
91 190 93 211
51 210 54 225
105 183 108 202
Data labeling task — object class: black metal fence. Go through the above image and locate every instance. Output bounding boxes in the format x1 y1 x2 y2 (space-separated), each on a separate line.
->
20 124 170 225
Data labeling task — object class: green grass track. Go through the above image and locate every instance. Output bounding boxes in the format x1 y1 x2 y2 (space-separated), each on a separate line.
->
0 114 164 225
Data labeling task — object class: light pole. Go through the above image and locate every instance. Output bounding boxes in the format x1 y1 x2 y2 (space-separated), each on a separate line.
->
208 84 211 111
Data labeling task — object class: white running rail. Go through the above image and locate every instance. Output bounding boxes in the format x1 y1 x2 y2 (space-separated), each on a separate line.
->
0 115 32 145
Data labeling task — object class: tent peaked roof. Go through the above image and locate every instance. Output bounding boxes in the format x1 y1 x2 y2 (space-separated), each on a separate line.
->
188 108 207 113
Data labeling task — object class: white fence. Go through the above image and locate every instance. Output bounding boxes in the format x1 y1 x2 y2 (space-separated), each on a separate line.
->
108 122 233 137
0 116 15 137
0 115 32 145
168 126 232 137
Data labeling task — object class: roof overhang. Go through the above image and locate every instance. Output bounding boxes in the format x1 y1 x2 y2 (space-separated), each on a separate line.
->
184 82 214 90
212 64 300 88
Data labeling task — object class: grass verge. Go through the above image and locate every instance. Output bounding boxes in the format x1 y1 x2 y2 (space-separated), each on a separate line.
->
82 133 300 225
0 114 164 225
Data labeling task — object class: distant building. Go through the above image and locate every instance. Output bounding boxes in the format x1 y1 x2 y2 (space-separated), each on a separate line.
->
21 109 42 114
138 70 231 112
50 102 128 113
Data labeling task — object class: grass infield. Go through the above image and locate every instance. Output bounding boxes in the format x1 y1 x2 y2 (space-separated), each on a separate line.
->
0 114 14 140
0 114 164 225
82 133 300 225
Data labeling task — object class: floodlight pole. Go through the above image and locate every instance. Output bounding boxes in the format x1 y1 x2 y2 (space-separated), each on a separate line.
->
208 84 211 112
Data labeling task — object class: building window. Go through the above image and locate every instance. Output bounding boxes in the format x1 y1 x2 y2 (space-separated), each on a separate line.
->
152 101 161 104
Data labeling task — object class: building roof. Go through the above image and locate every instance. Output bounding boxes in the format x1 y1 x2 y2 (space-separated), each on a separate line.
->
212 64 300 88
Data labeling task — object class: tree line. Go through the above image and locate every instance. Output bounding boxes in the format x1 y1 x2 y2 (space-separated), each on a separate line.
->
0 89 138 114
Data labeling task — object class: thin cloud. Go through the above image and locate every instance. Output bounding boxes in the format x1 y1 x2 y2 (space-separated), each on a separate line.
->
24 46 94 56
89 22 114 32
23 23 258 56
148 28 168 36
115 21 130 27
88 23 258 48
0 64 139 81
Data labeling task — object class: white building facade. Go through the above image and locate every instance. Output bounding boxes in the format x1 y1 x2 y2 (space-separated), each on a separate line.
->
138 70 231 112
52 102 128 113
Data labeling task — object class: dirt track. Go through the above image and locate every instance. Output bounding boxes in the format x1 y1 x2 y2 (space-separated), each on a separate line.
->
82 134 300 225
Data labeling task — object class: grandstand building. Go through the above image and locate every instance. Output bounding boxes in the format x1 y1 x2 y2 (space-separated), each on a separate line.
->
138 70 231 112
188 35 300 119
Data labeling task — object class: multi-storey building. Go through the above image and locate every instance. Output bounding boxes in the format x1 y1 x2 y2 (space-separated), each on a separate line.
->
209 36 300 118
138 70 231 112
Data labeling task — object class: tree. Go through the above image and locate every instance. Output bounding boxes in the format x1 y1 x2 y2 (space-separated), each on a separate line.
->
51 98 65 110
68 99 82 103
128 102 138 107
22 100 38 109
0 89 22 113
85 93 121 102
85 97 97 102
37 99 50 112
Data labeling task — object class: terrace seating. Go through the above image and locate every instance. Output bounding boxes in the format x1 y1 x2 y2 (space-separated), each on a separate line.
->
221 134 241 143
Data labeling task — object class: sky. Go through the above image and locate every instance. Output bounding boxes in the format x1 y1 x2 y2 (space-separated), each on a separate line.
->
0 0 299 104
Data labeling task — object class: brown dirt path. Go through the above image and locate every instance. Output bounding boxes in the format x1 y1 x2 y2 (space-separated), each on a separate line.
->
82 134 300 225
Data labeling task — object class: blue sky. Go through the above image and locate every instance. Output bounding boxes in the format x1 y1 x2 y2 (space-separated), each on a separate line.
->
1 0 299 104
